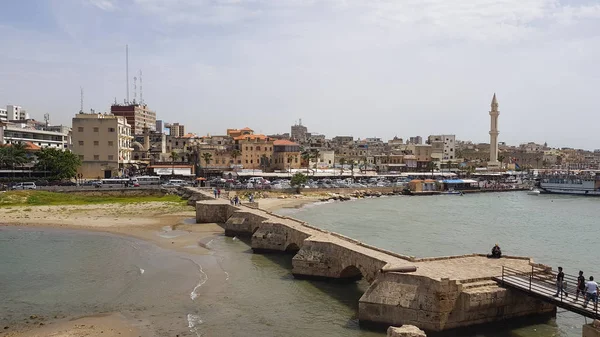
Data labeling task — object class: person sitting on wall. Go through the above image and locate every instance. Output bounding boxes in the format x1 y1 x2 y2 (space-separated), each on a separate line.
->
487 244 502 258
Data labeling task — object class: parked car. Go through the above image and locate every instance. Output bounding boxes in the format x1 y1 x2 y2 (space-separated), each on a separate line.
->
11 182 37 190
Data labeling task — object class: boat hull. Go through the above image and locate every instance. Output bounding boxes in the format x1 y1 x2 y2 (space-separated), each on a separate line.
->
539 187 600 196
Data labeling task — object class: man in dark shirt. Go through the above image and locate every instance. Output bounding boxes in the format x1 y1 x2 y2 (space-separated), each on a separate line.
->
554 266 568 297
576 271 586 301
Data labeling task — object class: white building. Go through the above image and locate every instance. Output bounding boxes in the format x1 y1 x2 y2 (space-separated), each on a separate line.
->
1 122 69 149
427 134 456 161
0 108 6 121
6 105 29 120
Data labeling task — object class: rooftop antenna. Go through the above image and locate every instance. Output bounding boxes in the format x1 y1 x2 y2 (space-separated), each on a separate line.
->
133 76 137 104
299 118 302 126
139 70 143 105
126 44 129 104
80 87 84 113
44 113 50 127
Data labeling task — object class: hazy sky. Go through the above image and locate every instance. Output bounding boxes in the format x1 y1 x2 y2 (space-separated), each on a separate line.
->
1 0 599 149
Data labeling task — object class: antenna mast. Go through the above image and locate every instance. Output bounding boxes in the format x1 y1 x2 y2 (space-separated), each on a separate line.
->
139 70 143 105
80 87 84 113
126 44 129 104
133 76 137 104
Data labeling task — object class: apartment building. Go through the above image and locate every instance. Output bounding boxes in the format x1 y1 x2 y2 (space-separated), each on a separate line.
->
1 122 69 148
272 139 301 171
72 113 133 178
110 103 156 135
427 134 456 161
234 134 274 170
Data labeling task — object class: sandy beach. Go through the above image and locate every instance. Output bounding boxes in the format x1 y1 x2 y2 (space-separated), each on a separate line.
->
0 195 319 337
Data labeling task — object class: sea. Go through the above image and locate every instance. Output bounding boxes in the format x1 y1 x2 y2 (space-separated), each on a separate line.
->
0 191 596 337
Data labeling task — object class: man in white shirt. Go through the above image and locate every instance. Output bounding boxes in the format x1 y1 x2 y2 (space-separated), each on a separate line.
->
583 276 598 310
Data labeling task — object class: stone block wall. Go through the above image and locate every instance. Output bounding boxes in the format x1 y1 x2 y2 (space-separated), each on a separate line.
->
292 239 388 282
359 271 555 332
195 203 237 224
251 222 311 253
224 211 268 237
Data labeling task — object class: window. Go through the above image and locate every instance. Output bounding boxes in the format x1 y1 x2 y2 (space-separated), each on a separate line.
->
93 155 99 160
78 155 84 160
108 155 114 160
78 141 84 146
245 160 248 164
256 146 261 151
94 141 99 146
93 127 99 132
108 128 115 132
78 127 84 132
108 141 114 146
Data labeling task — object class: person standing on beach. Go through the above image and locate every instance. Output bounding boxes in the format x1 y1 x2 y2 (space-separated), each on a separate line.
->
583 276 598 309
217 188 221 198
576 271 586 301
554 266 568 297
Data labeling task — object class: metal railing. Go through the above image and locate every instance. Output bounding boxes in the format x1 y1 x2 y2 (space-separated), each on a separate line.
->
500 266 599 319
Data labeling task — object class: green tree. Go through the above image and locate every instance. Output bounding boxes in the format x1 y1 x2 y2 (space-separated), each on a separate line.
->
170 151 179 162
230 149 241 165
290 172 308 193
497 155 505 166
425 161 436 173
201 152 213 167
260 154 270 172
301 151 311 173
361 156 368 173
1 143 29 175
349 159 357 181
338 157 346 176
34 148 82 180
310 149 320 169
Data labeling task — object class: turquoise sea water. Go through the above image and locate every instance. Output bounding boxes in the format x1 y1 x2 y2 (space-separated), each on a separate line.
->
1 191 596 336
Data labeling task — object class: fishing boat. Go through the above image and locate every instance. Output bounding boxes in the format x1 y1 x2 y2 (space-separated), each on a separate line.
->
526 188 541 195
537 172 600 196
441 190 463 195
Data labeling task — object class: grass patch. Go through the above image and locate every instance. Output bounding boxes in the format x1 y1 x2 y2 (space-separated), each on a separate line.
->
0 191 186 207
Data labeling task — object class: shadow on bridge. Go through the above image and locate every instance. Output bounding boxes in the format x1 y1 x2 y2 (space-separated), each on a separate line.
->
493 266 599 320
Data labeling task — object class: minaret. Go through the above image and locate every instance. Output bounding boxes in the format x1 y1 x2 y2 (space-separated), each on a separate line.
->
488 93 500 169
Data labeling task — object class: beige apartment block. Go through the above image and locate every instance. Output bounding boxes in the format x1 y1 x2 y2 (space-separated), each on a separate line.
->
72 113 133 179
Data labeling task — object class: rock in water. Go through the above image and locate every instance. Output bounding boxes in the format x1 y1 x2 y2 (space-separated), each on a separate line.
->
387 325 427 337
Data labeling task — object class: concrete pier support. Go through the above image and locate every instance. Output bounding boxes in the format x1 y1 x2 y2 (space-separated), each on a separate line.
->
583 321 600 337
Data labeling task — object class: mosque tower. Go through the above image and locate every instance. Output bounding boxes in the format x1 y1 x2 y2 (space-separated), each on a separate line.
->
488 93 501 169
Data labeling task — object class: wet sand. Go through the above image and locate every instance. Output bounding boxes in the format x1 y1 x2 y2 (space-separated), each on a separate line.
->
0 196 318 337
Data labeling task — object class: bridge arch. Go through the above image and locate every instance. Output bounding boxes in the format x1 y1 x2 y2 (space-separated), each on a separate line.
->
339 265 367 282
285 243 300 253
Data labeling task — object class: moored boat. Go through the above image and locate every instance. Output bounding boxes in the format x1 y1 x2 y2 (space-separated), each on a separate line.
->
537 172 600 196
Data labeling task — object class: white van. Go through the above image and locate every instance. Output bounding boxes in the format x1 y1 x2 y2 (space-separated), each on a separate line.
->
12 182 37 190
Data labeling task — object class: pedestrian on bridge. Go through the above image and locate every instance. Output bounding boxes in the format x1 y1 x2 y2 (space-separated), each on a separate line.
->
554 267 569 298
576 271 586 301
583 276 598 310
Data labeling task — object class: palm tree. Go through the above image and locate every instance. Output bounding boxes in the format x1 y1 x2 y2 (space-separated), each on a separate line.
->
260 154 270 172
361 156 368 173
4 143 29 177
310 149 320 169
497 155 505 167
230 149 241 166
338 157 346 176
201 153 213 167
349 159 357 181
301 151 311 174
286 154 297 175
425 161 436 174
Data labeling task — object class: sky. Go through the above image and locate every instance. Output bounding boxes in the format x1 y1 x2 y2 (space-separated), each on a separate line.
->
0 0 599 149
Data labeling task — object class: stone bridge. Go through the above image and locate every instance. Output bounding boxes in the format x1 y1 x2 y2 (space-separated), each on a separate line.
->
189 187 556 333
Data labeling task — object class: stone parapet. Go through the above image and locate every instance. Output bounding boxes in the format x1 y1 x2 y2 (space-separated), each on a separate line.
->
583 322 600 337
252 222 311 253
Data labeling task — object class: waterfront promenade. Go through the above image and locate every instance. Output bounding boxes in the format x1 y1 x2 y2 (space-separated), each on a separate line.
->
189 187 556 333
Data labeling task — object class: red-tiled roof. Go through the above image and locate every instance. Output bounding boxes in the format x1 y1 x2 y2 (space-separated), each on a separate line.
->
2 141 41 151
273 139 299 146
